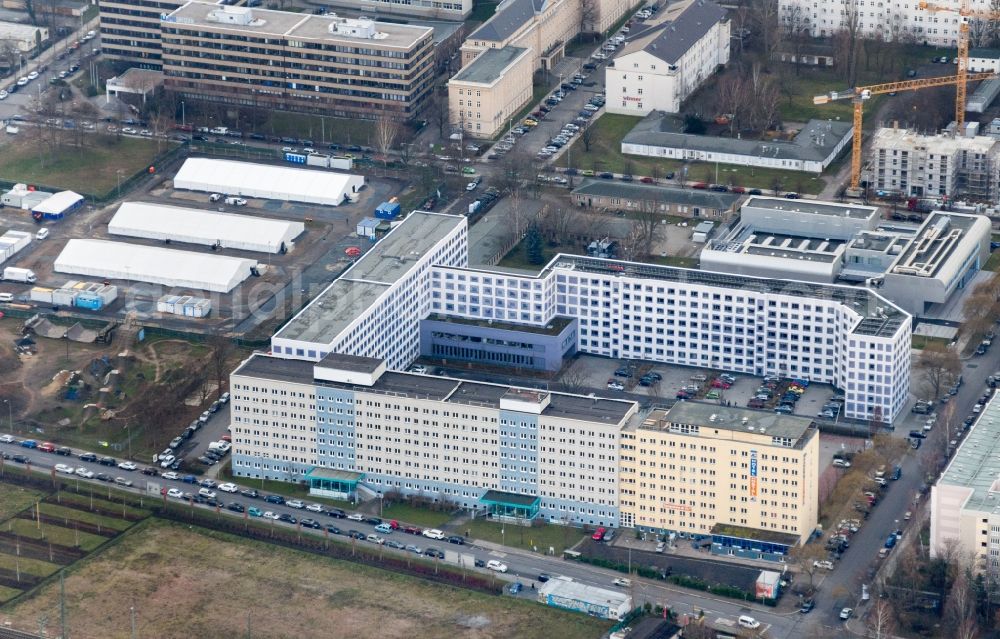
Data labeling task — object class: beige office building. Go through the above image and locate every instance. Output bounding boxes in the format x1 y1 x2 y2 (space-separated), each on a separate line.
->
449 46 533 138
160 2 435 120
620 402 819 558
99 0 189 69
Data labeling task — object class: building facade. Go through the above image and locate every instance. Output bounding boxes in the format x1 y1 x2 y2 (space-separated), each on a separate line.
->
620 403 819 554
931 391 1000 578
571 179 741 218
230 352 636 527
871 126 1000 203
160 3 436 120
270 211 912 424
606 0 729 116
779 0 994 46
622 114 853 174
98 0 188 69
448 46 533 138
0 20 48 54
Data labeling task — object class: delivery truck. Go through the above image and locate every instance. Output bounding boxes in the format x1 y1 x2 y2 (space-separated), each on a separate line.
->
3 267 37 283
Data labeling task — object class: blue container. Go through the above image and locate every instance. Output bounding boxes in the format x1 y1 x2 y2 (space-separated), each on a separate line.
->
375 201 401 220
75 293 103 310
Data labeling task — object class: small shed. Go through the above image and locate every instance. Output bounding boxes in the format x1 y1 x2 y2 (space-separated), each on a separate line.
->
692 220 715 243
31 190 84 220
356 217 380 240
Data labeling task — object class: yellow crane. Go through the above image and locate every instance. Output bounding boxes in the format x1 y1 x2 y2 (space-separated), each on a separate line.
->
919 1 1000 128
813 72 996 195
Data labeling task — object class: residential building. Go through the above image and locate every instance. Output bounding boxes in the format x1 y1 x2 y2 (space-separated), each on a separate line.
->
969 47 1000 73
870 126 1000 202
931 391 1000 578
230 352 637 527
620 402 819 555
460 0 578 72
98 0 188 68
160 3 436 121
605 0 730 116
448 46 533 138
571 179 741 218
270 210 912 423
0 20 48 54
779 0 994 46
311 0 474 20
622 114 853 173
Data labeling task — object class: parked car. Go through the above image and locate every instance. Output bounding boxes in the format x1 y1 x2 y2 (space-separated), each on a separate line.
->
486 560 508 572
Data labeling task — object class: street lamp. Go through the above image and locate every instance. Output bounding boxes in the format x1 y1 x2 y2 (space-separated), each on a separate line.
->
181 101 186 127
2 399 11 434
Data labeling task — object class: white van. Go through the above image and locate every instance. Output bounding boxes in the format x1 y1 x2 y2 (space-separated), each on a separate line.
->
0 292 13 302
35 228 49 240
422 528 445 540
225 196 247 206
737 615 760 629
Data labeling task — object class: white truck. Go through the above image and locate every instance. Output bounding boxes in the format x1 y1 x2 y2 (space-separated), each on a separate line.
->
3 267 36 283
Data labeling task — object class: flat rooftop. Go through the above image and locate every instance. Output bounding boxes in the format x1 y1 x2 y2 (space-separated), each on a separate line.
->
317 352 383 374
543 254 907 337
642 401 816 444
571 179 741 209
273 279 389 344
710 227 845 264
889 211 984 279
424 313 575 336
938 392 1000 515
234 354 636 423
743 196 878 219
167 2 431 48
343 210 464 284
273 211 464 346
451 47 529 85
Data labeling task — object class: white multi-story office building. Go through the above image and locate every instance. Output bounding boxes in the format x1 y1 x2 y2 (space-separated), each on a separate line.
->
779 0 989 46
606 0 730 116
230 352 636 527
268 211 911 424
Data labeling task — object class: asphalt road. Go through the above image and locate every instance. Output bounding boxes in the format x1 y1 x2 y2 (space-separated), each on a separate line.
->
0 436 797 634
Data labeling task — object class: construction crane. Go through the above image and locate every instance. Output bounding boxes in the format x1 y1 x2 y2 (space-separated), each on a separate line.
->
919 1 1000 127
813 72 996 195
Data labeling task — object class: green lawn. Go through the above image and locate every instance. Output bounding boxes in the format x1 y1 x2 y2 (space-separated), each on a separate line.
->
0 550 61 578
984 250 1000 272
0 487 45 523
497 235 554 270
265 111 376 147
558 114 827 194
911 335 952 350
3 518 108 552
380 503 453 529
217 462 354 510
0 134 173 197
0 584 22 604
464 518 586 555
37 503 136 532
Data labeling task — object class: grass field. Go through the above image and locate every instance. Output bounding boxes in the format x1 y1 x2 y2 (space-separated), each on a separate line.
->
380 503 453 529
497 235 555 270
0 585 21 604
0 550 61 578
558 114 827 194
4 521 611 639
266 111 376 147
3 518 108 552
911 334 952 350
38 503 136 532
0 487 45 523
464 518 586 556
0 135 172 196
984 250 1000 272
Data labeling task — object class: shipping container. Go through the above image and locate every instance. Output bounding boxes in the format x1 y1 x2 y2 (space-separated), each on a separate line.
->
52 288 77 306
375 201 401 220
157 294 211 318
74 293 103 310
0 230 33 265
29 287 54 304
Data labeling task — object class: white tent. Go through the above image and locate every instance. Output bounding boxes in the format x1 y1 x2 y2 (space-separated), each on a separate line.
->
54 239 259 293
172 158 365 206
108 202 305 254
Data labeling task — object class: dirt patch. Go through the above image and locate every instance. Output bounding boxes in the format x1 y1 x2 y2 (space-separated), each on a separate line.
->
4 521 610 639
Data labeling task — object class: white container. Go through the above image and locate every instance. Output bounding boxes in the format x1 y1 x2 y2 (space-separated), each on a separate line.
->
52 288 77 306
30 287 54 303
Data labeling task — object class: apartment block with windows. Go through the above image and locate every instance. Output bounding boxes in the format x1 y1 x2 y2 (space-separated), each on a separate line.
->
779 0 986 46
872 126 1000 202
98 0 190 68
160 2 436 120
230 352 637 527
619 403 819 557
448 46 533 138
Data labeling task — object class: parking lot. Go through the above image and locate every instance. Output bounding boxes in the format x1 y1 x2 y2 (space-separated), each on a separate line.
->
560 354 838 419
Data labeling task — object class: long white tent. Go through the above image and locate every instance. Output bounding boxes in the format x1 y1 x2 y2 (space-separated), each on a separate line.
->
172 158 365 206
54 240 259 293
108 202 305 254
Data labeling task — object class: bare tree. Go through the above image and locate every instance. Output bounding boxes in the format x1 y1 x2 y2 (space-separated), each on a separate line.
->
578 0 598 40
716 72 748 135
915 342 960 402
429 93 450 138
961 271 1000 339
867 599 896 639
580 124 597 153
789 543 827 589
752 0 783 70
209 332 234 401
374 117 399 168
833 0 862 86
